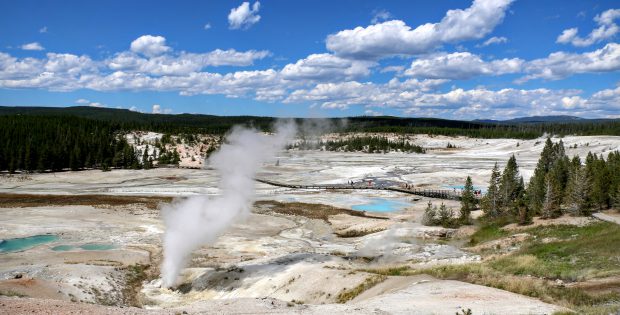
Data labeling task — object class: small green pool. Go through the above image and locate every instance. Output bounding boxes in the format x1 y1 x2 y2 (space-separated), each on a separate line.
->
0 235 59 253
51 245 75 251
79 243 117 251
51 243 117 251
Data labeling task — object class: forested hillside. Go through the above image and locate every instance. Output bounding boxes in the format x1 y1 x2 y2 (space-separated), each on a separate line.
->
0 115 138 172
1 106 620 173
2 106 620 138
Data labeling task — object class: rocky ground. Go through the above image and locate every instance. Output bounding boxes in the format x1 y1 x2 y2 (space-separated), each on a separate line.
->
1 134 619 314
0 197 566 314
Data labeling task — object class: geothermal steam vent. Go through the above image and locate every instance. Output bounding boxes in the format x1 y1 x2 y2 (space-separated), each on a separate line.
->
161 123 295 288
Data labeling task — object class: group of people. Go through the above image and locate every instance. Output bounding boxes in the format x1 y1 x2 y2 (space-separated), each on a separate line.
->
348 180 375 187
453 188 482 196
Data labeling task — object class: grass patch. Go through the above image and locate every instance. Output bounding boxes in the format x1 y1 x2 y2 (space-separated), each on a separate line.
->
0 193 172 209
336 275 387 303
361 222 620 314
468 222 510 245
361 266 411 276
491 223 620 281
254 200 388 222
0 290 27 297
403 264 619 311
122 264 150 307
335 228 386 238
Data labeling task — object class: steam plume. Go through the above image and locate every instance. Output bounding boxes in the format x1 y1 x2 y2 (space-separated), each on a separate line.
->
161 122 296 287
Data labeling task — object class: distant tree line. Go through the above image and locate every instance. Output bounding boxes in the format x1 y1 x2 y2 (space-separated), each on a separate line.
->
0 115 146 172
0 106 275 135
2 106 620 139
291 136 425 153
154 139 181 165
342 118 620 140
3 107 620 173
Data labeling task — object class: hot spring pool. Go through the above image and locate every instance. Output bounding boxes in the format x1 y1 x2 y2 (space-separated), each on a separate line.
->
80 243 117 250
51 243 117 251
51 245 74 251
0 235 58 253
351 198 411 212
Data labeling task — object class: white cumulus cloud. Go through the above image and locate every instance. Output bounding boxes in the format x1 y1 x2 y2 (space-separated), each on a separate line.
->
21 42 44 51
518 42 620 83
371 9 393 24
109 36 270 76
557 8 620 47
152 104 172 114
479 36 508 47
281 53 376 82
405 52 523 79
228 1 261 30
130 35 171 57
326 0 514 59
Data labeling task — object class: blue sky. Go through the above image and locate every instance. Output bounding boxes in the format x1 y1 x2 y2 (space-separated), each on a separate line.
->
0 0 619 119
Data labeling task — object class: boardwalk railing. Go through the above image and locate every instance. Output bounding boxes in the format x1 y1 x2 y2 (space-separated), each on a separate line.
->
255 178 471 201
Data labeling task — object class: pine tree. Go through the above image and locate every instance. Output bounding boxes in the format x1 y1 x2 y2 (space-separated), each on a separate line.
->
527 138 568 214
549 156 570 203
142 145 151 170
172 149 180 165
527 138 555 214
516 190 530 225
37 147 48 172
566 165 592 216
542 175 562 218
422 201 437 226
612 185 620 211
499 154 521 211
586 153 610 210
460 176 476 223
608 151 620 208
482 163 501 217
564 156 582 204
438 203 454 227
23 145 33 171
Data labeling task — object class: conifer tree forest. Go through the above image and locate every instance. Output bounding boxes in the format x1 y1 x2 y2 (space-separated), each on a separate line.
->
2 106 620 174
291 136 426 153
480 138 620 224
422 138 619 228
0 115 141 172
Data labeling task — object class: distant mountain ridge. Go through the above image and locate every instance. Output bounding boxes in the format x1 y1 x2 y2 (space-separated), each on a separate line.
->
0 106 618 135
2 106 620 160
0 106 601 124
474 115 588 124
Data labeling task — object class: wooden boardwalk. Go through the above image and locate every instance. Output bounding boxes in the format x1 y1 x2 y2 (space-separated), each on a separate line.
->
255 178 469 201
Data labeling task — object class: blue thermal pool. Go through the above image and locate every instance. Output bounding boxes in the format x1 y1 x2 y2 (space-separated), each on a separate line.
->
351 198 411 212
0 235 59 253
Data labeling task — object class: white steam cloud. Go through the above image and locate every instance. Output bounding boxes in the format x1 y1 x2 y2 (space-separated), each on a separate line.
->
161 121 296 287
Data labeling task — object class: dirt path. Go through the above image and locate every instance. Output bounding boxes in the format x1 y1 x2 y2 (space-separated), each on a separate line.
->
593 212 620 225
